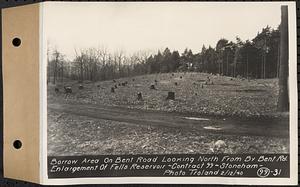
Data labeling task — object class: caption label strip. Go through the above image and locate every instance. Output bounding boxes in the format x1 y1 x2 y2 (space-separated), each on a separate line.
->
48 154 289 178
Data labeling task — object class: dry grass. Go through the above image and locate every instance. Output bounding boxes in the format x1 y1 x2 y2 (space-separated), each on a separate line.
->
47 73 289 156
48 110 289 156
48 72 285 119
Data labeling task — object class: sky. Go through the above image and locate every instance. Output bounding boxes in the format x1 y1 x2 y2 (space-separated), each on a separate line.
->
43 2 289 60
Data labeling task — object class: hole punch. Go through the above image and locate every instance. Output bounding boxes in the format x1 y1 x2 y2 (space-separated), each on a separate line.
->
12 37 21 47
13 140 22 149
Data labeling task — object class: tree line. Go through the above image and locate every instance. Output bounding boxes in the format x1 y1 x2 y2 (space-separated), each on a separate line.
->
47 25 281 84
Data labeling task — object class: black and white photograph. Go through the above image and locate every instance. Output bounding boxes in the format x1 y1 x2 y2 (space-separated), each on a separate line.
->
43 1 297 184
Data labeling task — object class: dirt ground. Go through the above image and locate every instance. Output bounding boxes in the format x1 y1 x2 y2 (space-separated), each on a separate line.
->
47 72 289 156
48 110 289 156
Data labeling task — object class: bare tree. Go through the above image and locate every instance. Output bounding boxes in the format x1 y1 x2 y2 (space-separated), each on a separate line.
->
52 49 60 84
74 48 85 83
114 49 125 78
97 46 109 80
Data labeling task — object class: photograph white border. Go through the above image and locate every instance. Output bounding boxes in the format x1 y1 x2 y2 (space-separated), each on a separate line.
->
39 1 298 185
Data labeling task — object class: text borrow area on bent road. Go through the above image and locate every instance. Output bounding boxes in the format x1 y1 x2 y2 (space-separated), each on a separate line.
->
48 154 289 178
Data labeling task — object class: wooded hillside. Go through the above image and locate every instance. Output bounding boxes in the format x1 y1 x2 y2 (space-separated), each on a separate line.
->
47 26 281 84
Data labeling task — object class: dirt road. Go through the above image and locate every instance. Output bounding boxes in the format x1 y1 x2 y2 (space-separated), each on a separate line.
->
48 103 289 137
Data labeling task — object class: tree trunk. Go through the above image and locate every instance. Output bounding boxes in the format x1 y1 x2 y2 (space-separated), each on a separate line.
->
277 5 289 112
61 62 64 82
80 60 83 83
47 48 50 84
222 52 224 75
218 59 221 75
246 53 249 79
260 53 264 79
264 38 267 79
264 52 266 79
226 53 229 76
276 43 280 78
53 56 57 84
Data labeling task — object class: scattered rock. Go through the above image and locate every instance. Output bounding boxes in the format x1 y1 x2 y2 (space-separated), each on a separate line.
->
213 140 227 153
137 92 143 101
166 91 175 100
55 87 59 93
150 85 156 90
111 87 115 93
